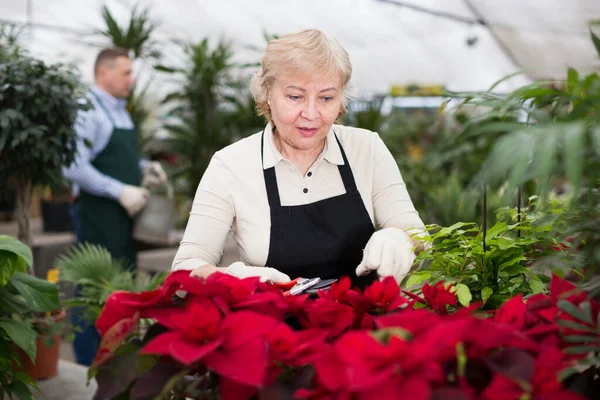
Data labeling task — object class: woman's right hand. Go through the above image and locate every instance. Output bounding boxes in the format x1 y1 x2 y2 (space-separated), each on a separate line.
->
189 262 290 283
225 262 291 283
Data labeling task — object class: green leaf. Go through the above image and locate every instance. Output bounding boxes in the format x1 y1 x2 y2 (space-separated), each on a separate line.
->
499 264 529 276
563 123 585 194
590 29 600 58
561 334 600 344
528 280 546 294
557 300 593 325
0 319 37 363
488 237 515 250
563 345 597 355
0 236 32 268
10 272 60 312
486 222 507 240
8 380 33 400
481 287 493 304
579 301 594 325
405 271 431 288
591 125 600 158
13 372 39 393
567 68 579 90
436 222 473 237
455 284 472 307
557 319 597 334
558 367 580 382
0 236 32 286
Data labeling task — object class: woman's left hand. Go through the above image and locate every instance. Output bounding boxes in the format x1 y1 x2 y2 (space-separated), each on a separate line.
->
355 228 416 283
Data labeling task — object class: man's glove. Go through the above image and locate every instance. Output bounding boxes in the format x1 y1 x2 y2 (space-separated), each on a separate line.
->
224 262 291 283
142 161 167 188
119 185 149 217
355 228 416 284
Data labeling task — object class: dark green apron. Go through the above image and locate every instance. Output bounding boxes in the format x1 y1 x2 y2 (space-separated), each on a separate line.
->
78 92 141 270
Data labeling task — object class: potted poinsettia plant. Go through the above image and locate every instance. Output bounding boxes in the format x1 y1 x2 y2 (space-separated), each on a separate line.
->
87 268 598 400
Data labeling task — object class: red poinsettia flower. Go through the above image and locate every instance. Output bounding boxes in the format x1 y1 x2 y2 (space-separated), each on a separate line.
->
302 297 358 340
362 276 411 312
312 330 443 400
422 281 458 313
481 346 584 400
141 297 224 365
96 289 167 336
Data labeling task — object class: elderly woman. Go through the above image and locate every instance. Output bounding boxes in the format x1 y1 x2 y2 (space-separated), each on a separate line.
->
171 29 426 287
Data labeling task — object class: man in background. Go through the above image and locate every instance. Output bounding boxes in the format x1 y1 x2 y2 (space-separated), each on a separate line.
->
63 47 166 365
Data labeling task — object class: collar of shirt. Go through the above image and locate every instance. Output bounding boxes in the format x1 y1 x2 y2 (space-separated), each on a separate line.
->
261 122 345 170
91 85 128 111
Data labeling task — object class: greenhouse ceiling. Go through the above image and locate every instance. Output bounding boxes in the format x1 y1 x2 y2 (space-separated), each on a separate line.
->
1 0 599 95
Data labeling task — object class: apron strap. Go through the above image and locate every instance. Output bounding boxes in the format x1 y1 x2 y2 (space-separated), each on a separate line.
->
261 131 282 208
333 132 359 193
90 90 117 126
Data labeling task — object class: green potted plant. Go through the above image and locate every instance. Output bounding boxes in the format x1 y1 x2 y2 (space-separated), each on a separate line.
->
0 37 89 247
56 243 167 344
0 235 62 398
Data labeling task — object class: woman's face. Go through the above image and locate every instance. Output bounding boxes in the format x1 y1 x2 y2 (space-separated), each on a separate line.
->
269 72 342 153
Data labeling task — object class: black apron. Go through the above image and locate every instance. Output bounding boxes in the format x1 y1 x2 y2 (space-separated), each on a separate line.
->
78 91 141 270
262 131 376 288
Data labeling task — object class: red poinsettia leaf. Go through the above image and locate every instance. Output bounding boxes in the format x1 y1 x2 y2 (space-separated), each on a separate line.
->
169 338 224 366
205 337 268 387
145 297 223 341
91 313 139 368
329 276 352 300
141 331 216 363
494 294 526 329
313 347 348 392
549 274 583 303
161 270 209 296
141 331 181 356
375 308 440 335
220 311 280 350
96 292 141 336
480 374 525 400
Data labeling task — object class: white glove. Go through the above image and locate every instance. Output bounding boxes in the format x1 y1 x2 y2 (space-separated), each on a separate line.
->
119 185 149 217
142 161 167 188
224 262 291 283
355 228 416 284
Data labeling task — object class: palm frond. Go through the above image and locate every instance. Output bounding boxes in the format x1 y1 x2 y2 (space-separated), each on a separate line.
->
98 4 161 61
56 242 127 284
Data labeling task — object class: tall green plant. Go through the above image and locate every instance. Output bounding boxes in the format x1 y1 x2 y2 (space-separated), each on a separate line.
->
97 4 162 153
0 49 89 247
448 28 600 275
157 38 263 199
97 4 161 61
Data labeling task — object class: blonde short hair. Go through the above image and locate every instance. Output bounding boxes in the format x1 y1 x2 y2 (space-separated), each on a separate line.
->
250 29 352 122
